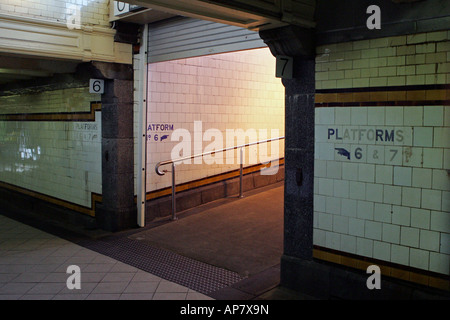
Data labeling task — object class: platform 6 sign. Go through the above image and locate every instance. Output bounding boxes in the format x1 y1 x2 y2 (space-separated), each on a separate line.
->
147 123 174 143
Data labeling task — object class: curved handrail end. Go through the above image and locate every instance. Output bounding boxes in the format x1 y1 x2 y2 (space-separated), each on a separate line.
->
155 163 167 176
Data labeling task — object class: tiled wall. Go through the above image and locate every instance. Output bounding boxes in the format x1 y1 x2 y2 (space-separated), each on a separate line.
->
145 48 285 192
316 30 449 90
0 87 98 114
0 87 102 211
0 0 110 27
314 31 450 278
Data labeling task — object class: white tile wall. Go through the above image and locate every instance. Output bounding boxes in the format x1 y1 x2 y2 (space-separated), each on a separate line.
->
0 88 98 114
441 233 450 254
314 27 450 275
410 248 429 270
374 240 391 261
314 105 450 275
374 203 391 223
316 31 450 89
356 237 373 257
430 252 450 274
420 229 440 251
145 48 285 191
0 88 102 208
391 244 409 265
0 0 110 28
401 187 421 208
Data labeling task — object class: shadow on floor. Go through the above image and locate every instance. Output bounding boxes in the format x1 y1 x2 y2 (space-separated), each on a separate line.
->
129 182 284 278
128 182 289 299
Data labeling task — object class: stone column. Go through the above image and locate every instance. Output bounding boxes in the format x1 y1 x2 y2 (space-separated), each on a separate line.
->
260 26 330 297
282 58 315 260
92 63 136 232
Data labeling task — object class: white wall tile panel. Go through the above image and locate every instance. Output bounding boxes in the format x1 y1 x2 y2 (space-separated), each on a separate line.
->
429 252 450 274
373 240 391 261
391 244 409 265
356 237 373 258
0 87 102 208
440 233 450 255
401 186 421 208
411 208 431 229
341 234 357 254
0 0 110 28
313 29 450 277
325 196 341 215
316 32 449 89
420 229 440 252
365 220 382 240
341 199 357 218
400 226 420 247
357 200 374 220
374 203 391 223
349 217 365 237
409 248 429 270
314 103 449 275
145 48 285 191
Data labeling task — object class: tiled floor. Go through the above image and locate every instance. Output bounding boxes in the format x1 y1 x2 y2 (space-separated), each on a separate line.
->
0 215 213 300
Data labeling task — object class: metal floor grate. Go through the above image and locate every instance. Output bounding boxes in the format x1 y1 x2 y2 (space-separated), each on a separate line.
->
78 236 245 296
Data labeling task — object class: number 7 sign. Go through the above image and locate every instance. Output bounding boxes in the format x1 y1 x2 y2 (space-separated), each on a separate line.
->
276 56 293 79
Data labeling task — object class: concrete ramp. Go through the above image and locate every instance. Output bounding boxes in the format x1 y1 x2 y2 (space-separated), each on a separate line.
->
129 183 284 278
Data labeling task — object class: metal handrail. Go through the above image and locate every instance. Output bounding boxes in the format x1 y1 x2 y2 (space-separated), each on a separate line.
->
155 136 285 220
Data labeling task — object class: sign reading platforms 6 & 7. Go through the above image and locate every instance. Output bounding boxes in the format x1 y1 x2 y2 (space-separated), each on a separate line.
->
314 107 419 165
325 126 412 164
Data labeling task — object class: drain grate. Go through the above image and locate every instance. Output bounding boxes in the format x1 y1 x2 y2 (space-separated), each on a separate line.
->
78 236 245 295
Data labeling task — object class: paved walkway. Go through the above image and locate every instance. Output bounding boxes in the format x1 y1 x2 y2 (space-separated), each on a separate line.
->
130 183 284 278
0 214 212 300
0 182 306 301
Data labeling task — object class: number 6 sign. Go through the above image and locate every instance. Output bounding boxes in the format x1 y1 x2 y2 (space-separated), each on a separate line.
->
89 79 105 94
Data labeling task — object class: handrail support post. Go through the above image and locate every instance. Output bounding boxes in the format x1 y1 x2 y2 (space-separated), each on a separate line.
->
171 162 178 221
239 147 244 198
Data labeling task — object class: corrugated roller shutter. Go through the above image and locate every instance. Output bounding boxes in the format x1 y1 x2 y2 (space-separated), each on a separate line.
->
148 17 266 63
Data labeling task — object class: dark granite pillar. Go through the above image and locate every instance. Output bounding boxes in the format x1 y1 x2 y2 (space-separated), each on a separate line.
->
94 66 136 232
282 59 315 260
260 26 329 297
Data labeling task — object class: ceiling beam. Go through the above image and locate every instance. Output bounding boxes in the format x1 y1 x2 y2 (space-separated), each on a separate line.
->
0 68 52 78
127 0 316 30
